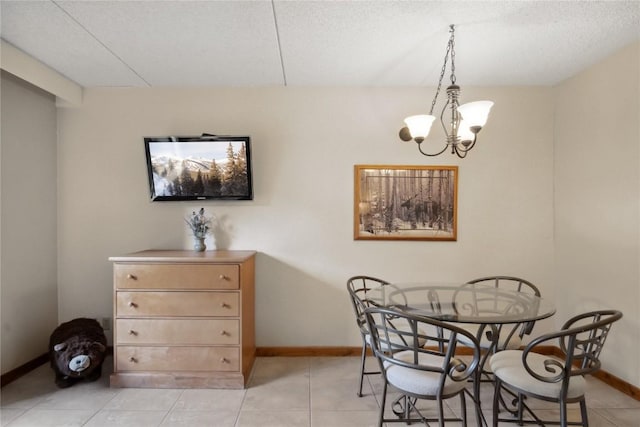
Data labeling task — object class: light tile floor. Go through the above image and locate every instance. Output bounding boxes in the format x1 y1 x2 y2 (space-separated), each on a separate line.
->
1 356 639 426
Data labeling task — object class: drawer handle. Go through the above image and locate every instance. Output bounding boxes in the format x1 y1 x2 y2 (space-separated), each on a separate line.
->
220 330 229 336
219 274 229 281
220 357 229 364
129 357 138 363
128 330 138 336
220 302 230 308
127 274 138 280
128 302 138 308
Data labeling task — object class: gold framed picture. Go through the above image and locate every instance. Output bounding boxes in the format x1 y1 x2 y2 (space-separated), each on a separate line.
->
354 165 458 241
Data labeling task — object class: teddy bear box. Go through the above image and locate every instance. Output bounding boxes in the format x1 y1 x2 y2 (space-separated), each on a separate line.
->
49 318 108 388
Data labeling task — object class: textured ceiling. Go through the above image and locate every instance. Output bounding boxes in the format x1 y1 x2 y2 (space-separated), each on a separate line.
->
1 0 639 88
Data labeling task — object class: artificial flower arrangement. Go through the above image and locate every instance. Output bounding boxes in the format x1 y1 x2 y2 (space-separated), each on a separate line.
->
185 207 214 238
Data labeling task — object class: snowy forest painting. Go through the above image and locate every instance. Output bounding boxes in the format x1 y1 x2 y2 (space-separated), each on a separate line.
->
354 165 457 241
144 136 253 201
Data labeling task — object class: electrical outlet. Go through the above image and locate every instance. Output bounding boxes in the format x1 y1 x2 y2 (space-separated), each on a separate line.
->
100 317 112 331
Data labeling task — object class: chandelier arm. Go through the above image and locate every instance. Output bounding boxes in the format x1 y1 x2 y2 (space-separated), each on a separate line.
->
440 99 459 140
453 145 468 159
452 136 477 159
440 105 449 136
461 141 477 153
456 134 478 153
417 141 449 157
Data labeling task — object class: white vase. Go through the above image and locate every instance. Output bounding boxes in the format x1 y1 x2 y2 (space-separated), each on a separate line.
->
193 236 206 252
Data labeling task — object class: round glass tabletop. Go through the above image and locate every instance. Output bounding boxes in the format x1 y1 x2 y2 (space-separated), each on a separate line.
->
370 282 555 324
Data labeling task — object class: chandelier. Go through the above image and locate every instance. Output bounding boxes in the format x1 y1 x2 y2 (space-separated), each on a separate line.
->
399 25 493 158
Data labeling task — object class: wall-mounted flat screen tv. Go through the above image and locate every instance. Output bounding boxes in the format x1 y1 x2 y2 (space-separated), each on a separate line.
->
144 134 253 201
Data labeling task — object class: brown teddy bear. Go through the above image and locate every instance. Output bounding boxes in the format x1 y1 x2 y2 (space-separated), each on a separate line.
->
49 318 108 388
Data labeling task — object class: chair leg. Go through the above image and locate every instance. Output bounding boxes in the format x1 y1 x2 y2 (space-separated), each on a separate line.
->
437 396 445 427
560 401 568 427
492 378 501 427
579 399 589 427
378 381 388 427
460 391 467 427
404 395 410 420
357 343 367 397
517 393 524 425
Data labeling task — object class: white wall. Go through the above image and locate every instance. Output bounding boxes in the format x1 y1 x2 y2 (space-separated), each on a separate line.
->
0 71 58 374
554 42 640 386
5 41 637 389
56 86 555 348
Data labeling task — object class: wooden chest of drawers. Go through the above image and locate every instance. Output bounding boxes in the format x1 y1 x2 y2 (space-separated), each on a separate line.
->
109 250 256 389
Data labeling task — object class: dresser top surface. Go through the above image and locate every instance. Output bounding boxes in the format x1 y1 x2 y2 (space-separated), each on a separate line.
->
109 250 256 263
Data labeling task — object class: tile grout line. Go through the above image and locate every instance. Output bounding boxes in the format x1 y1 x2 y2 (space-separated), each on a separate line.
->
235 363 256 427
156 388 186 426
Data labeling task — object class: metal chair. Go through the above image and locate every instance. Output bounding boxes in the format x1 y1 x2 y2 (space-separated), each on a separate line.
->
490 309 622 427
347 275 390 397
458 276 542 352
364 306 481 427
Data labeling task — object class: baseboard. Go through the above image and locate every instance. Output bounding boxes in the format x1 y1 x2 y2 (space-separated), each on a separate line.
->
3 346 639 401
256 345 640 401
256 346 363 357
0 352 49 387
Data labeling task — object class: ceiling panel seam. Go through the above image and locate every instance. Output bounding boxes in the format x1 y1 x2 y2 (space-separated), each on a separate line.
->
271 0 287 86
52 0 151 87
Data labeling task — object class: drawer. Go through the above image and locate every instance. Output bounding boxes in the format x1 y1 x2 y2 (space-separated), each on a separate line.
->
117 346 239 372
116 319 240 345
114 263 239 290
116 292 239 317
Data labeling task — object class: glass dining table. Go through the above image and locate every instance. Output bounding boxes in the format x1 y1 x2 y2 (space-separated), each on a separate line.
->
369 282 556 426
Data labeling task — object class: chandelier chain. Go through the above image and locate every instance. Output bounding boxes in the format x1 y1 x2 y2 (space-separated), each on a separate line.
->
449 26 456 84
429 24 456 115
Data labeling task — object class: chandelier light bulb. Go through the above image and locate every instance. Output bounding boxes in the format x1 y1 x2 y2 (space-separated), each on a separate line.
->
457 101 494 128
404 114 436 142
457 120 475 144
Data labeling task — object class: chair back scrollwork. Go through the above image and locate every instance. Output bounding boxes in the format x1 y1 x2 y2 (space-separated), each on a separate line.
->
523 309 622 383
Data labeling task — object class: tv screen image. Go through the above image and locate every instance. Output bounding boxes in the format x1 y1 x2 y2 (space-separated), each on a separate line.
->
144 135 253 201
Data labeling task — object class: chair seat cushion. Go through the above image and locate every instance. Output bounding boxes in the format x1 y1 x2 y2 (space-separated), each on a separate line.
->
383 350 467 397
490 350 586 399
456 323 522 350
